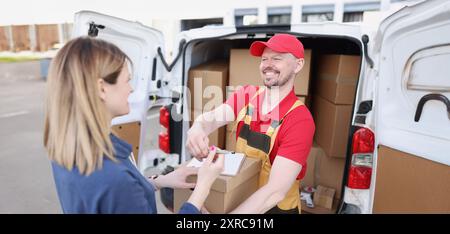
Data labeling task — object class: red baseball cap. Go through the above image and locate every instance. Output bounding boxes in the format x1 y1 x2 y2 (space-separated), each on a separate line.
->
249 34 304 59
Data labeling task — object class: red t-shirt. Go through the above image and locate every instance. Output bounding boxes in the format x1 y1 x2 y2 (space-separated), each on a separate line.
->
225 85 315 180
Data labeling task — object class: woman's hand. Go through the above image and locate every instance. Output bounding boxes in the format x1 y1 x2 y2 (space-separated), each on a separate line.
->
196 146 224 188
150 165 198 190
187 146 224 210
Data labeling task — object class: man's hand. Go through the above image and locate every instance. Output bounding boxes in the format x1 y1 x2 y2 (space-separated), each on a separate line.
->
186 124 210 159
187 104 236 160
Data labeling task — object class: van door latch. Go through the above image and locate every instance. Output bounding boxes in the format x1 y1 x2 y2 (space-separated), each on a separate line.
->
88 22 105 37
414 93 450 122
149 92 180 104
362 35 374 69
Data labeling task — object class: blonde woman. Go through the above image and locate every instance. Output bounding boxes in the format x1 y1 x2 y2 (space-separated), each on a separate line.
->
44 37 222 214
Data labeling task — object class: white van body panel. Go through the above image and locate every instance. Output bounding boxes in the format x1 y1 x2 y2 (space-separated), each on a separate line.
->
73 11 165 125
370 0 450 213
373 0 450 165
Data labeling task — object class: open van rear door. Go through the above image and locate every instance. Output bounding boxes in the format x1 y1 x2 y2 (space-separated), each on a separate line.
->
372 0 450 213
72 11 166 162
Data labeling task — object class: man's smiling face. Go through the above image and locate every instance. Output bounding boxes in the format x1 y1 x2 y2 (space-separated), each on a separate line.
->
259 48 301 89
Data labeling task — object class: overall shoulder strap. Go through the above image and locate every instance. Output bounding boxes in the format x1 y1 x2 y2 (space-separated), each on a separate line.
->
232 87 265 131
267 100 304 154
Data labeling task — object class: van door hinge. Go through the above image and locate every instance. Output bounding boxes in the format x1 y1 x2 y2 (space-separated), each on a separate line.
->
362 35 374 69
88 22 105 37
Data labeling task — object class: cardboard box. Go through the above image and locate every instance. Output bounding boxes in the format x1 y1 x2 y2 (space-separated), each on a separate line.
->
225 129 237 151
313 185 336 209
312 95 352 158
300 143 324 189
188 60 228 112
301 198 339 214
210 128 226 149
225 122 236 135
188 61 228 149
296 95 312 108
315 151 346 199
229 49 261 88
174 157 261 214
315 54 361 105
229 49 311 96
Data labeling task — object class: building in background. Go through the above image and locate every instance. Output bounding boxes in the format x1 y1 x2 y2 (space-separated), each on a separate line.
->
0 0 414 55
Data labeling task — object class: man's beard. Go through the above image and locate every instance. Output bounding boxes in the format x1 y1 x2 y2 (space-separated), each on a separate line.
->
262 68 294 89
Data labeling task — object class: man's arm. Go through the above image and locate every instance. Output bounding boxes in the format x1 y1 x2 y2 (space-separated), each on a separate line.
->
230 156 302 214
192 103 235 135
186 103 235 158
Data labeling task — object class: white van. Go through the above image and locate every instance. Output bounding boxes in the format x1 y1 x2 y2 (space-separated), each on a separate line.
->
72 0 450 214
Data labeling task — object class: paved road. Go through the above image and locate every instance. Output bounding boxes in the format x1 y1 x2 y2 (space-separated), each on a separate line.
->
0 61 60 213
0 61 171 213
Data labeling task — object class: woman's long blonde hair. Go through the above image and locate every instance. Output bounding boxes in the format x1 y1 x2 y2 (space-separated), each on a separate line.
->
44 37 130 175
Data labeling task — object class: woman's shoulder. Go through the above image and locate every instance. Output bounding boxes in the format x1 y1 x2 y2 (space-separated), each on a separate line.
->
87 158 137 184
52 157 136 189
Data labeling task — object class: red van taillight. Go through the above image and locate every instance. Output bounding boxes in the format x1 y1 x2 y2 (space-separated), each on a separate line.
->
347 127 374 189
159 106 170 129
159 106 170 153
159 132 170 154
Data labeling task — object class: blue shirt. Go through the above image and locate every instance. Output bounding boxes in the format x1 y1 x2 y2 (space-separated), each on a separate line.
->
51 133 200 214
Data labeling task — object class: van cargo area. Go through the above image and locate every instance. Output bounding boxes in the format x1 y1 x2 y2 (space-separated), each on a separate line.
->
184 34 362 214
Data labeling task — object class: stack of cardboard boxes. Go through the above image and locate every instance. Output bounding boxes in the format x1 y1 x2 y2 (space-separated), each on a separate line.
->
301 54 361 213
188 60 228 149
313 54 361 158
225 48 312 150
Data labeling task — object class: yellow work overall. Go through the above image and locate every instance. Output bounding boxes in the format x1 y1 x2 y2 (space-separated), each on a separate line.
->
232 88 304 214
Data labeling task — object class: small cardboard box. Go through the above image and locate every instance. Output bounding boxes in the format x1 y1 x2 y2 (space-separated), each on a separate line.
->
313 185 336 209
229 49 312 96
174 157 261 214
312 95 352 158
315 54 361 105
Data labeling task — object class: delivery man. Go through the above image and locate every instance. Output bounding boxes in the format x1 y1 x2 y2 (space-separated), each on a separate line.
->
186 34 315 214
